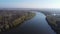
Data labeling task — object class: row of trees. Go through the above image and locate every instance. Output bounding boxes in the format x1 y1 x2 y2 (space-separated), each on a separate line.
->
0 11 35 32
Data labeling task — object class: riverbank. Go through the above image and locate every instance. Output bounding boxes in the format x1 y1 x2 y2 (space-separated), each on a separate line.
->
46 17 57 30
46 15 60 34
12 12 36 27
0 12 36 32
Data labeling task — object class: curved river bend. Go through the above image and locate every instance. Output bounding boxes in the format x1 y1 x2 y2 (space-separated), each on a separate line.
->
2 11 56 34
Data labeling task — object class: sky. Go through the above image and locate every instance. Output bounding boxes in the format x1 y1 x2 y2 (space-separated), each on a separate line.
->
0 0 60 8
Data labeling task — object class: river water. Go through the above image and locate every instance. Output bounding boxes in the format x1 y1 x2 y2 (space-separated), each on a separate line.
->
1 11 56 34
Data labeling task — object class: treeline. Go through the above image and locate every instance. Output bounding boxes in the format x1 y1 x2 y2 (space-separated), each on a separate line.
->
13 12 35 26
0 11 35 32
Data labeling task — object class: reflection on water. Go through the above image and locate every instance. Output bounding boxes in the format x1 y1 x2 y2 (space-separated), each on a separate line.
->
1 11 56 34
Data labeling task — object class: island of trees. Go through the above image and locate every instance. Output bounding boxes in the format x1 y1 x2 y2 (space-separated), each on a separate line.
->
0 10 35 32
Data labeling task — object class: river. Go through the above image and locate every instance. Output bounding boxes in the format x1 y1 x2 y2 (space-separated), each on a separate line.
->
1 11 56 34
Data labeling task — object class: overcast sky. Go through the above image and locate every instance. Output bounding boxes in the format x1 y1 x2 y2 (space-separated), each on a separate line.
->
0 0 60 8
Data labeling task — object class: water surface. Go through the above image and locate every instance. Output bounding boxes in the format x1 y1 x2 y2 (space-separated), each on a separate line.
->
2 11 56 34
